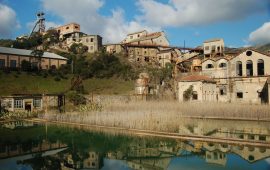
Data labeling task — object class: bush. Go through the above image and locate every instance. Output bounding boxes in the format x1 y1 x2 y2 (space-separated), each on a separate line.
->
54 76 61 81
66 91 86 106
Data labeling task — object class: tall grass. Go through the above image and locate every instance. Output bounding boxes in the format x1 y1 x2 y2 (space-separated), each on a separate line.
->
42 101 270 133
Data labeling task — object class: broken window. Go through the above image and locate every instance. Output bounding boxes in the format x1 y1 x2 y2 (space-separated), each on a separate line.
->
219 86 227 95
219 63 227 68
66 27 69 29
236 61 242 76
192 91 198 100
257 59 264 76
246 50 252 56
90 38 94 42
246 60 253 76
237 92 243 99
144 57 149 62
206 64 214 69
0 59 5 68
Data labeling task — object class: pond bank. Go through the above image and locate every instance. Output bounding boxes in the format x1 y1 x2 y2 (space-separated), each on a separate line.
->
23 118 270 148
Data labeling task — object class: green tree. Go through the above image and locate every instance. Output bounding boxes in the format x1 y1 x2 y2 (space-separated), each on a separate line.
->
183 85 194 101
31 49 44 71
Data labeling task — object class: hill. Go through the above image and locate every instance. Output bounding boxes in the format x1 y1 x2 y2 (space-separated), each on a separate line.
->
0 71 134 96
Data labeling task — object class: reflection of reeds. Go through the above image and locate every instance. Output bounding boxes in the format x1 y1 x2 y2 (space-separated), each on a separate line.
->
42 101 270 133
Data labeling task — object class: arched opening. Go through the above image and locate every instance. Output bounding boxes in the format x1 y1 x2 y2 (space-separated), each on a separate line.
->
246 60 253 76
236 61 242 76
219 62 227 68
257 59 264 76
206 64 214 69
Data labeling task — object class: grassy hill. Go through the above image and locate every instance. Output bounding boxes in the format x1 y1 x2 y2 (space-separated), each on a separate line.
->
0 71 134 96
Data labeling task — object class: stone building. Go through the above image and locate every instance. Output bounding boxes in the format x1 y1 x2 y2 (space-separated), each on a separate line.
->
0 94 65 113
178 75 217 102
0 47 67 70
201 49 270 104
54 23 102 53
203 38 224 58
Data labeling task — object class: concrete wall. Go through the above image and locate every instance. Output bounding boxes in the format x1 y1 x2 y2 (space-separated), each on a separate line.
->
203 39 224 57
230 50 270 77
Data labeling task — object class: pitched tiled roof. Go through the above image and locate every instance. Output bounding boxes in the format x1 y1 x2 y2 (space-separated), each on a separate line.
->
179 75 215 83
0 47 68 60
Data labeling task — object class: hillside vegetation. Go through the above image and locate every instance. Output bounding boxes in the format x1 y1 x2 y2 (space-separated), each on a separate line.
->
0 71 133 96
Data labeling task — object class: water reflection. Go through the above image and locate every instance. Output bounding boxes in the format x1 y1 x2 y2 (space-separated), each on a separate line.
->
0 119 269 170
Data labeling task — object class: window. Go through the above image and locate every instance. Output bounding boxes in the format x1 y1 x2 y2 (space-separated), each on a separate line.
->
246 60 253 76
211 45 216 51
10 60 16 68
86 38 89 43
220 86 226 95
237 92 243 99
75 26 79 29
246 50 252 56
0 59 5 68
130 35 133 39
236 61 242 76
206 64 214 69
137 58 140 61
257 59 264 76
33 98 41 108
90 46 94 50
192 92 198 100
219 63 226 68
137 34 140 38
14 99 23 108
66 27 69 29
145 57 149 62
90 38 94 42
204 46 209 50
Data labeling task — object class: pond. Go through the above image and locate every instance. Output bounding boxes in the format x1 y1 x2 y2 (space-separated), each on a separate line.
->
0 119 270 170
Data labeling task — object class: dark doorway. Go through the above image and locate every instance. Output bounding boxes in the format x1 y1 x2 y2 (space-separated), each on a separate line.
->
25 102 32 112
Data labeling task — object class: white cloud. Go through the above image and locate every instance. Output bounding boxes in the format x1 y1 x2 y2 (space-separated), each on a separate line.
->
41 0 159 43
248 22 270 45
0 4 20 38
136 0 269 27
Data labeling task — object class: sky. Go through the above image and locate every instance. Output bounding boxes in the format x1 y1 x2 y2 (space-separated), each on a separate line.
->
0 0 270 48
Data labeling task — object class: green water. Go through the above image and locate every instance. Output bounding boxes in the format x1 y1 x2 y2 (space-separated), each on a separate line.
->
0 119 270 170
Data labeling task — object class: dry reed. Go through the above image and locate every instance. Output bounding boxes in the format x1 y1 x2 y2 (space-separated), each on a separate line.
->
42 101 270 133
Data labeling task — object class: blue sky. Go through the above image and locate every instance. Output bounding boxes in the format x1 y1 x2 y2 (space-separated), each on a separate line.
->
0 0 270 48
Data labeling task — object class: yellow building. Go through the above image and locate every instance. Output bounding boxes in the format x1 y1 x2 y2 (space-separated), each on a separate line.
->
0 47 68 70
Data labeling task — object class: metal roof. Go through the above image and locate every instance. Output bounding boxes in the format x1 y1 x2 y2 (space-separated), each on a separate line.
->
0 47 68 60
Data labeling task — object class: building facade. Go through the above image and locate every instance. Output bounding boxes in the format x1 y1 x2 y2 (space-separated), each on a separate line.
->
0 47 67 70
54 23 103 53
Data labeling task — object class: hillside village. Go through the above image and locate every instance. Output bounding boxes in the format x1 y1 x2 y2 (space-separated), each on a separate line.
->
1 19 270 114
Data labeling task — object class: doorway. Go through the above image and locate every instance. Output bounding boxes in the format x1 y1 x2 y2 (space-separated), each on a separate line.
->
25 102 32 112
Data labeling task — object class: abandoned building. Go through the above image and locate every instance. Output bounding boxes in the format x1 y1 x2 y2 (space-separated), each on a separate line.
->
177 38 270 104
105 30 182 68
0 94 65 113
178 75 217 102
0 47 67 70
54 23 103 53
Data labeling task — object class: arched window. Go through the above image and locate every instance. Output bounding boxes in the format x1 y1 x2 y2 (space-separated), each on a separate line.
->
236 61 242 76
206 64 214 69
257 59 264 76
219 63 227 68
246 60 253 76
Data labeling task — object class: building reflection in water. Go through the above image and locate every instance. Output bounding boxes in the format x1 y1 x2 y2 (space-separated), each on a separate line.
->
0 119 270 170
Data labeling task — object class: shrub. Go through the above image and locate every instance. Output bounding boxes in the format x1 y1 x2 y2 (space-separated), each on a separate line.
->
54 76 61 81
66 91 86 106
